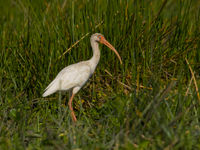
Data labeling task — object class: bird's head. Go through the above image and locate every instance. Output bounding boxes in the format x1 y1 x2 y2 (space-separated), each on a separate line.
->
91 33 122 64
91 33 105 42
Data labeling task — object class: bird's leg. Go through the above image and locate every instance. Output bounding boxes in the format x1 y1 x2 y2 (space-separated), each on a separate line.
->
69 90 72 102
64 90 72 107
68 93 77 122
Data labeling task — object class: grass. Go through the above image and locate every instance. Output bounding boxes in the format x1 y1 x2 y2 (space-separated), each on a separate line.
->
0 0 200 149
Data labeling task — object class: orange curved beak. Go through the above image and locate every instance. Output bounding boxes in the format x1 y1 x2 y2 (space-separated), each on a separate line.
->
100 37 122 64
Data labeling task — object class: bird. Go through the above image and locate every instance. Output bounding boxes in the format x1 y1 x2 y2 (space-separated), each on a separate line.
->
42 33 122 122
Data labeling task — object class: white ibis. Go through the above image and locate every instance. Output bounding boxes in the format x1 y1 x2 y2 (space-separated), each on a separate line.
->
42 33 122 122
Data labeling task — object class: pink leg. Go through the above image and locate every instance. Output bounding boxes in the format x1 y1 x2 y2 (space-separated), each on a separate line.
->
68 93 77 122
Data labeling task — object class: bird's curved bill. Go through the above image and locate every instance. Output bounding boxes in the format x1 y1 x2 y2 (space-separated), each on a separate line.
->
100 38 122 64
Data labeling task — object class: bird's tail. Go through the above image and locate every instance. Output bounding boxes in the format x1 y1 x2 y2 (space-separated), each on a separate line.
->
42 83 58 97
42 88 57 97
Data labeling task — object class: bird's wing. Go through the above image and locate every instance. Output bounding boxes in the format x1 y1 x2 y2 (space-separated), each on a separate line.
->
43 62 91 97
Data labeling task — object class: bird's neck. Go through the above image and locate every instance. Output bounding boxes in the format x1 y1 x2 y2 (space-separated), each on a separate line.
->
89 39 100 72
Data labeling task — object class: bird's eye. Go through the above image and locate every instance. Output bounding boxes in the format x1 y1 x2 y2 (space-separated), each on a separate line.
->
98 36 101 39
